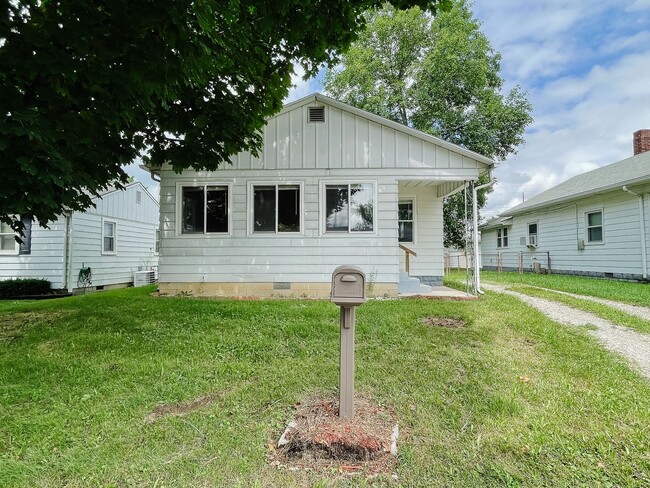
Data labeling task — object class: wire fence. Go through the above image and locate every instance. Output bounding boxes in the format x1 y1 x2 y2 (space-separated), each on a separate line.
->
445 251 553 275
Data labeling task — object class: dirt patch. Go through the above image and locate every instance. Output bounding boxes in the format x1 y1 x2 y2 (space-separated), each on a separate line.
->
420 316 466 328
145 391 226 424
0 311 70 341
269 395 399 478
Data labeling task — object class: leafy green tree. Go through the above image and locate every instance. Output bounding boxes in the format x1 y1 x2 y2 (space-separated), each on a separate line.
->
324 1 533 249
0 0 449 235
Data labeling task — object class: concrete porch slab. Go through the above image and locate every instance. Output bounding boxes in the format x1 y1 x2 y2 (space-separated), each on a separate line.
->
399 285 477 300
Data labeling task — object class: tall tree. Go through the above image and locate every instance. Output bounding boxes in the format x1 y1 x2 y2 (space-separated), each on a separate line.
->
324 0 533 249
0 0 450 235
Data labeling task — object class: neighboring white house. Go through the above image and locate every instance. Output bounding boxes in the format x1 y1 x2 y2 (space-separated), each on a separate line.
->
0 182 160 292
147 93 494 298
480 130 650 281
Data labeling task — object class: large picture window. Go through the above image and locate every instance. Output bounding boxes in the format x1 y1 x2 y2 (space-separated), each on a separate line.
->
398 200 414 243
253 184 300 233
181 185 229 234
325 183 374 233
586 210 603 243
497 227 509 248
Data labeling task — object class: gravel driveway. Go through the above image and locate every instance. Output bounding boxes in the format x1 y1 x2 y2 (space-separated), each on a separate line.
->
482 283 650 380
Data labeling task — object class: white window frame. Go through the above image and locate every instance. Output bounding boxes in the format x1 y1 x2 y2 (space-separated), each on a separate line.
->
398 198 416 244
247 181 304 236
0 221 18 255
527 221 538 246
175 181 233 237
497 227 509 248
585 209 604 245
101 219 117 255
319 180 378 236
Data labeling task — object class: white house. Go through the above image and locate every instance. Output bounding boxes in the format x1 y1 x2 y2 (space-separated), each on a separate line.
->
480 130 650 281
0 182 160 292
147 93 494 298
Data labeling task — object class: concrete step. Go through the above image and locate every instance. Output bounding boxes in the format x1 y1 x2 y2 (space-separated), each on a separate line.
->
398 271 432 294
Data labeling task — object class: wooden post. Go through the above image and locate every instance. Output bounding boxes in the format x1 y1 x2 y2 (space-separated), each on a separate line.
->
339 307 355 419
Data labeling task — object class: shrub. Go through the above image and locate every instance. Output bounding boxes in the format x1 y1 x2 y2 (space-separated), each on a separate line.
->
0 278 52 297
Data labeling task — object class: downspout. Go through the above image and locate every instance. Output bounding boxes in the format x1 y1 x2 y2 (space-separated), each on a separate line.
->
66 212 75 293
473 174 495 294
62 211 71 290
623 186 647 279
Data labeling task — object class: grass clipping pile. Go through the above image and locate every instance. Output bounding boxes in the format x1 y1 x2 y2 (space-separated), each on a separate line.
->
269 395 399 476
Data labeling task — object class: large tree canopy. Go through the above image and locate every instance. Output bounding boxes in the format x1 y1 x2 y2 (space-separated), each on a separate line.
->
0 0 450 234
324 1 533 248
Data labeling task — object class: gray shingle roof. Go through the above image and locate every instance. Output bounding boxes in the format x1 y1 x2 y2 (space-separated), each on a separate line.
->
504 150 650 215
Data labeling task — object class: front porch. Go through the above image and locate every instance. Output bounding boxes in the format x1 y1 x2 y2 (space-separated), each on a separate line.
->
397 179 474 299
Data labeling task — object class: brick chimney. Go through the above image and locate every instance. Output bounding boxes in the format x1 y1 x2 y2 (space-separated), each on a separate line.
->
633 129 650 155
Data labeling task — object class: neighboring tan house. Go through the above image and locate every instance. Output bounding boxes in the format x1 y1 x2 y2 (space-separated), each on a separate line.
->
481 130 650 281
145 93 494 297
0 182 160 292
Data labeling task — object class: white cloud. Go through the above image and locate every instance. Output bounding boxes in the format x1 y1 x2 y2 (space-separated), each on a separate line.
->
473 0 650 219
286 64 322 102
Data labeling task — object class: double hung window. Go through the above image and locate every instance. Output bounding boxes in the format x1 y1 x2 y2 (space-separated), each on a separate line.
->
497 227 509 248
0 222 16 253
102 220 116 254
398 200 414 243
528 223 538 246
586 211 603 243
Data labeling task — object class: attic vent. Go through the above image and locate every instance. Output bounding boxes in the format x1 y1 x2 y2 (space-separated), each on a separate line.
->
136 191 142 204
308 106 325 123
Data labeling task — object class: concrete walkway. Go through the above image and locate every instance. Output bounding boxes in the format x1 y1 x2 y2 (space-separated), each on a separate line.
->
482 283 650 380
399 285 477 300
526 286 650 321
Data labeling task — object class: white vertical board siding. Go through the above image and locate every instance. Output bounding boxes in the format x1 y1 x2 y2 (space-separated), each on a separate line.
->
482 188 650 278
159 169 400 284
397 185 444 278
91 183 159 226
70 213 158 287
0 217 66 288
225 100 488 175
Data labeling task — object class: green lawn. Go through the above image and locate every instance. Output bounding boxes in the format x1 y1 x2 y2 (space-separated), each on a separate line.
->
444 270 650 334
1 286 649 486
460 270 650 306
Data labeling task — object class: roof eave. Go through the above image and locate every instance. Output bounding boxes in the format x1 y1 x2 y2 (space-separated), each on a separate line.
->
506 175 650 216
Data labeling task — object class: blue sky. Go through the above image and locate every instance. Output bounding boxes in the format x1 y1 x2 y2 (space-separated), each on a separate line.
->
128 0 650 218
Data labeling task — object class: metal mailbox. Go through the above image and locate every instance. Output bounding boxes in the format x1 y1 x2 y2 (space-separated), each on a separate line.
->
331 265 367 307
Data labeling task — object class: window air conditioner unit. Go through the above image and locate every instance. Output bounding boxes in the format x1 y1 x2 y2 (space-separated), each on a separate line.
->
520 236 538 248
134 270 156 287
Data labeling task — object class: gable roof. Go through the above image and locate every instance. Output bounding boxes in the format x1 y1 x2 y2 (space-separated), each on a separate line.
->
285 93 495 167
504 150 650 216
480 216 513 230
94 181 159 207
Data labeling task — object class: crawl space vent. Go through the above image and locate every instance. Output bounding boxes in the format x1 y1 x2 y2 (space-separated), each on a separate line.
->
308 106 325 123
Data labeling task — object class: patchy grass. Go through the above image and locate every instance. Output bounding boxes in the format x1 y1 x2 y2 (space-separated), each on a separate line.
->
1 286 649 486
468 270 650 306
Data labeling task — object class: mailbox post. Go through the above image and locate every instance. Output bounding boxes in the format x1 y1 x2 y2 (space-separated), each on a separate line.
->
331 265 367 419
